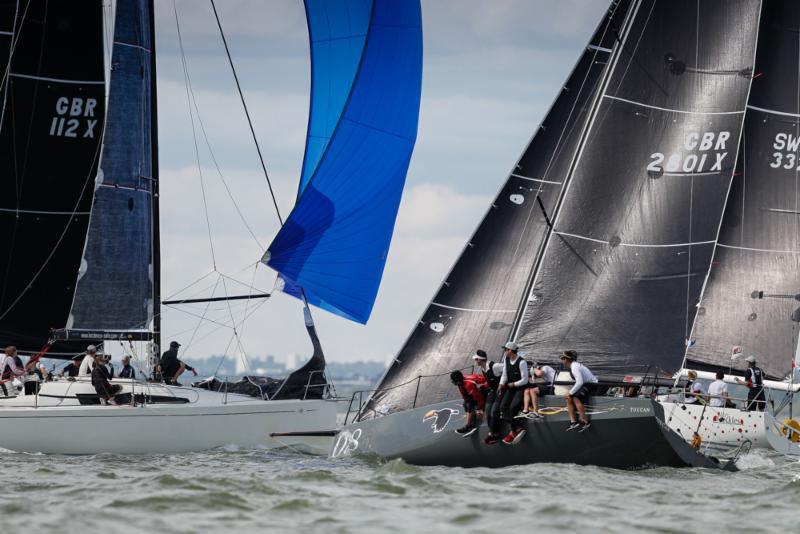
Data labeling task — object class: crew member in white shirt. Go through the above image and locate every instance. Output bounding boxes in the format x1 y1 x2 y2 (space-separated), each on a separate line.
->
684 370 705 404
78 344 98 376
520 363 557 418
707 371 729 408
560 350 598 432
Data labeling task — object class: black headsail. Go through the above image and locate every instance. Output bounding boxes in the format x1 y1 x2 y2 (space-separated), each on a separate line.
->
686 0 799 380
0 0 106 356
362 0 633 417
58 0 157 344
515 0 761 373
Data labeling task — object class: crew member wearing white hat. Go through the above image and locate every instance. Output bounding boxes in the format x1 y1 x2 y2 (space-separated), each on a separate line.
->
736 355 766 411
486 341 528 445
78 344 98 377
472 350 500 432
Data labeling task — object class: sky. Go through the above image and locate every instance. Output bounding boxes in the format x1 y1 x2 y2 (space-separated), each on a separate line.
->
151 0 611 368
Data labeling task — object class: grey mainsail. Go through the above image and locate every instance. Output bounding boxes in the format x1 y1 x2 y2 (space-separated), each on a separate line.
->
514 0 761 373
686 0 800 380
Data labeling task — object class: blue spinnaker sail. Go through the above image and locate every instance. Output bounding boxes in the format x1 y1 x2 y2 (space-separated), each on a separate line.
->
299 0 371 195
265 0 423 324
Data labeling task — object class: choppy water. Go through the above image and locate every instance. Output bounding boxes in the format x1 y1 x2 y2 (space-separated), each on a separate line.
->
1 446 798 533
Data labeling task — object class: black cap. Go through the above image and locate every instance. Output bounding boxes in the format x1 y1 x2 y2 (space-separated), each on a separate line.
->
170 341 181 348
560 350 578 361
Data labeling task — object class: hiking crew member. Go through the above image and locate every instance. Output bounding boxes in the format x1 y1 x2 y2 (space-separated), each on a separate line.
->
451 370 486 437
486 341 528 445
78 345 98 376
736 355 766 411
473 350 500 430
561 350 597 432
60 355 82 378
119 356 136 379
91 352 122 405
708 371 728 408
1 346 25 396
521 363 557 418
684 370 705 405
159 341 198 385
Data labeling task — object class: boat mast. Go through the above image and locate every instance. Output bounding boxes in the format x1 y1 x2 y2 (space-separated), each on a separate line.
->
149 0 162 353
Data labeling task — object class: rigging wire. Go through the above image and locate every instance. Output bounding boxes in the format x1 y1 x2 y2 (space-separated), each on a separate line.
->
209 0 284 225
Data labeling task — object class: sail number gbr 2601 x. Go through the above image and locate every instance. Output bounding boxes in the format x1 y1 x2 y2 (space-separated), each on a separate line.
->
48 97 99 139
646 131 731 175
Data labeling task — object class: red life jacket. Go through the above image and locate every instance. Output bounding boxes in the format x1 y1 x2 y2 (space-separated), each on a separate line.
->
464 373 488 391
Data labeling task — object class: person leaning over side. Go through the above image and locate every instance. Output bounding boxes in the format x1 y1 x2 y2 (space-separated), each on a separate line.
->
450 370 486 437
159 341 198 385
473 350 500 430
486 341 528 446
560 350 598 432
736 355 766 411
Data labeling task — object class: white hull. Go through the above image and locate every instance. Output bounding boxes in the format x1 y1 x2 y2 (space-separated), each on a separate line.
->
0 379 337 455
658 399 766 455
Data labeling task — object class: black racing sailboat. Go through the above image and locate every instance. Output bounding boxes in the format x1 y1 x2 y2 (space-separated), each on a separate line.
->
0 0 107 358
334 0 762 469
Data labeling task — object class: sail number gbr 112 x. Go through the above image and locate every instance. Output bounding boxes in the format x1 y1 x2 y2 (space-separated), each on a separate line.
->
48 97 99 139
646 130 731 175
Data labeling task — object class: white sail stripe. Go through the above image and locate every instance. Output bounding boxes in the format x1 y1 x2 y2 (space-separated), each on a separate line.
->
746 104 800 119
604 94 745 116
0 30 12 36
431 302 516 314
114 40 151 54
510 173 563 185
0 208 90 215
10 72 104 85
663 170 721 177
98 182 151 192
717 243 800 255
554 231 715 248
587 44 612 53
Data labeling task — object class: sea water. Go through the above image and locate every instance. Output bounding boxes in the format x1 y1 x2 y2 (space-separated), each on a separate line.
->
0 445 797 533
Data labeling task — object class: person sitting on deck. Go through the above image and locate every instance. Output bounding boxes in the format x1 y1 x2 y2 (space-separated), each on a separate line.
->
472 350 500 430
736 355 766 412
560 350 597 432
1 346 26 396
519 362 557 419
450 370 486 437
119 355 136 379
78 345 98 376
158 341 198 386
707 370 729 408
684 370 705 405
60 355 82 378
485 341 528 446
91 352 122 405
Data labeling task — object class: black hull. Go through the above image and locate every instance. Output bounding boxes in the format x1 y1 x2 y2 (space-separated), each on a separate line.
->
333 397 732 470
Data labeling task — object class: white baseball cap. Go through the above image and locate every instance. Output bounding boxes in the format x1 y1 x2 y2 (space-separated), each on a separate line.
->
86 345 97 353
745 355 756 363
501 341 519 351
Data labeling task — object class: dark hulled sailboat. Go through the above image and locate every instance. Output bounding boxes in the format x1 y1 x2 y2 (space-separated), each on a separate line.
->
333 0 762 469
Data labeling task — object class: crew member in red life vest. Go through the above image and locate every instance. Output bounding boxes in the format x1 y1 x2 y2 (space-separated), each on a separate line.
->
736 355 766 411
560 350 598 432
450 370 486 437
486 341 528 445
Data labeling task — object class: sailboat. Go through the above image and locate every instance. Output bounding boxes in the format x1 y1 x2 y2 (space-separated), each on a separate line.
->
329 0 762 469
0 0 422 455
661 0 800 456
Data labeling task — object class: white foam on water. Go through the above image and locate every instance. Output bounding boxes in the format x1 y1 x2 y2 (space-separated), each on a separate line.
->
735 450 776 470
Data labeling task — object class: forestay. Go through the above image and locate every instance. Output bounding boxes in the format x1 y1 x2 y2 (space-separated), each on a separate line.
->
687 0 800 380
514 0 761 374
362 1 633 416
0 0 106 355
66 0 156 340
265 0 423 324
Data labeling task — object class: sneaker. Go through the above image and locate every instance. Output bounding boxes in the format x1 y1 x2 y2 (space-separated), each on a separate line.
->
527 411 543 419
484 434 499 445
513 412 529 419
566 422 581 432
578 422 592 433
503 429 526 445
455 426 477 437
